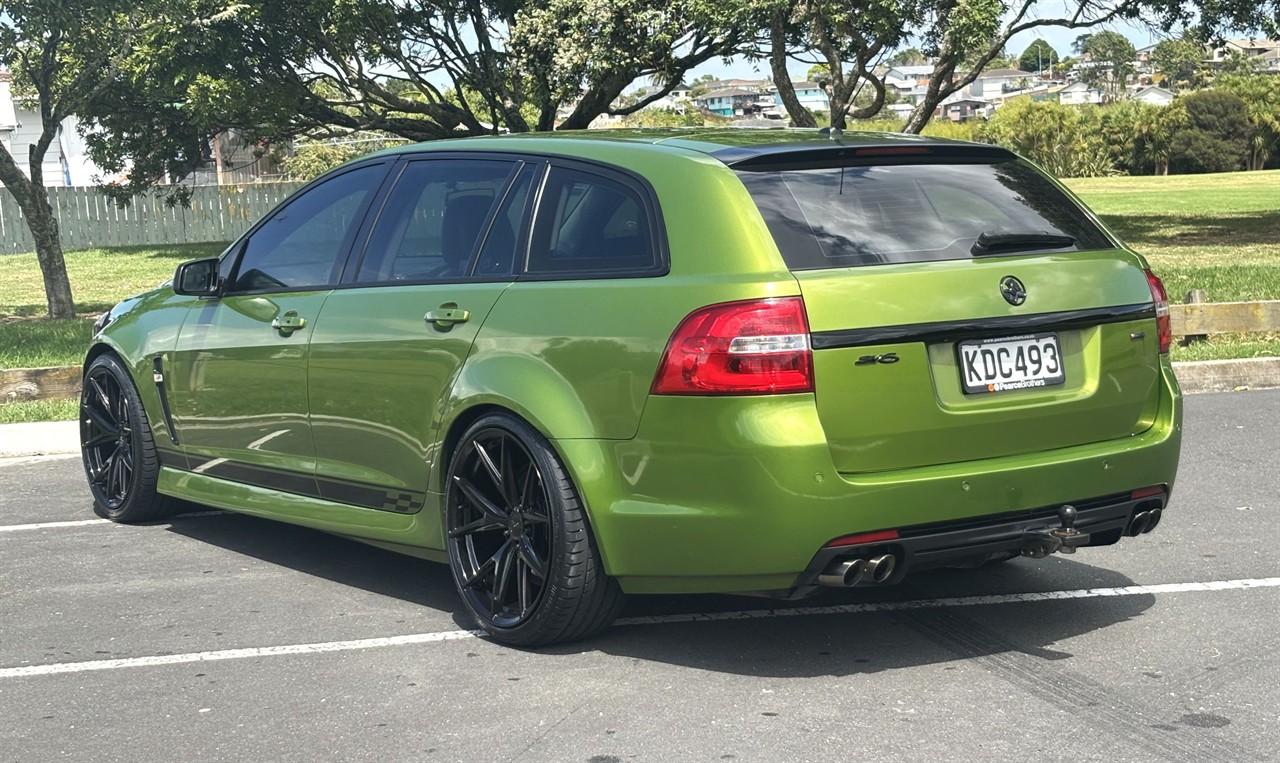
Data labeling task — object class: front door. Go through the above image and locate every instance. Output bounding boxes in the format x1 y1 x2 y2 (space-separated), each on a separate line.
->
167 162 389 487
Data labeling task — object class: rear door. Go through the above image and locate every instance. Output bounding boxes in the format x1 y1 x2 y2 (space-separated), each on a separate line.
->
305 157 535 513
737 151 1162 473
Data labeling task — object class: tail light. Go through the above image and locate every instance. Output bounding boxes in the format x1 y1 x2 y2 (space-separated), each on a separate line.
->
1144 269 1171 354
651 297 814 395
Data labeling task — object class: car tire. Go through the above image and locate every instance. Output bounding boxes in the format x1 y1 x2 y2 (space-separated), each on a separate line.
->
444 413 625 647
80 353 177 523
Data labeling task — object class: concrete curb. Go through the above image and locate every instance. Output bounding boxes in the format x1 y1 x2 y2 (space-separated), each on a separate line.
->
1173 357 1280 394
1 359 1277 460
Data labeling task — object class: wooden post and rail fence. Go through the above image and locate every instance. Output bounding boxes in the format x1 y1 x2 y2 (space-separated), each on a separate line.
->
4 291 1279 405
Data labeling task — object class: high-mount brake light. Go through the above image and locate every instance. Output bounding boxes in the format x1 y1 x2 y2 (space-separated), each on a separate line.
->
1144 269 1171 354
855 146 932 157
651 297 814 395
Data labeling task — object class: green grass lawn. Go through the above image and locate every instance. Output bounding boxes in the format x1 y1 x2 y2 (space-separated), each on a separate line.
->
0 172 1277 423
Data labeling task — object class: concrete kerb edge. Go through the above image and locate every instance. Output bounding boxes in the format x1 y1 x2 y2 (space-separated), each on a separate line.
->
1 358 1278 460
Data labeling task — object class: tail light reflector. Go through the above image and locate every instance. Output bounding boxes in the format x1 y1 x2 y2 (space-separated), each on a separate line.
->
1131 485 1166 500
1144 269 1171 354
825 529 901 548
651 297 814 395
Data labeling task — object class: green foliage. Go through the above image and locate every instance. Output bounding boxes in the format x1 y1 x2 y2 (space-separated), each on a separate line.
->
887 47 929 67
1018 38 1058 73
979 99 1116 177
620 107 718 127
1213 74 1280 170
1080 30 1136 102
1150 33 1206 91
1100 99 1187 175
1170 90 1251 173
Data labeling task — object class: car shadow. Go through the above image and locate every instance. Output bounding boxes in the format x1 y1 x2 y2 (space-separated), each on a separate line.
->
162 510 1152 678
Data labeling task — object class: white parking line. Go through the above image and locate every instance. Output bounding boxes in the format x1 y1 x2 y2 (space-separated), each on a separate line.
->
0 518 111 533
0 510 228 534
3 576 1278 679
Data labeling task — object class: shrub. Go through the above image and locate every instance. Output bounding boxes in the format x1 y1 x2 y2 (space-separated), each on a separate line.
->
1169 90 1250 174
978 100 1115 177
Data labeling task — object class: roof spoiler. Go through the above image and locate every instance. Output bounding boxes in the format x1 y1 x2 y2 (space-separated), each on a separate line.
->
717 143 1015 171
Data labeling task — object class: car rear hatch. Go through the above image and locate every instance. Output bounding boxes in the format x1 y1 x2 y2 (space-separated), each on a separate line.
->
731 142 1164 474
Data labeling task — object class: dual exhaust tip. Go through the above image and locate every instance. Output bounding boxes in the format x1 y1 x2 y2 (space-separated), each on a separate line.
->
818 554 896 588
1127 507 1163 536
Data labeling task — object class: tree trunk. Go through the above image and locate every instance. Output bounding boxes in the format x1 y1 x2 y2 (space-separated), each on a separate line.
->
770 9 816 128
0 144 75 319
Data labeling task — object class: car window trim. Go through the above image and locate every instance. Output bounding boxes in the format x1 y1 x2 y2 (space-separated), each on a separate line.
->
220 159 394 298
518 157 669 282
341 155 529 288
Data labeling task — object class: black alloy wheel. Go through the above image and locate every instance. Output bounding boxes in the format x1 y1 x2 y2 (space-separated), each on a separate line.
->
80 354 174 522
445 414 624 646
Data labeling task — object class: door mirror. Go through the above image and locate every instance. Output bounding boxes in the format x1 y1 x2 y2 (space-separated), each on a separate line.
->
173 257 221 296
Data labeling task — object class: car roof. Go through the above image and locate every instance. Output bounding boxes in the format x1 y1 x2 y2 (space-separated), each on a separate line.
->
367 128 1013 167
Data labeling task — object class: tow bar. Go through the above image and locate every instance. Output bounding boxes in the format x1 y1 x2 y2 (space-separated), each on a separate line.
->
1021 505 1091 558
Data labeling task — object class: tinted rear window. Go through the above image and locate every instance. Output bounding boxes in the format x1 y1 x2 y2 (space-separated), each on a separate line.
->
737 160 1114 270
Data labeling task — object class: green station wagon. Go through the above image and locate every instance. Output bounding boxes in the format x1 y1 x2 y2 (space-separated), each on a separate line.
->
81 130 1182 646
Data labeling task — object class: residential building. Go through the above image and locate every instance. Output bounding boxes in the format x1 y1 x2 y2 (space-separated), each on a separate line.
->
969 68 1033 99
1058 80 1105 105
773 81 829 114
695 88 770 117
1206 38 1280 70
0 72 109 186
1133 85 1175 106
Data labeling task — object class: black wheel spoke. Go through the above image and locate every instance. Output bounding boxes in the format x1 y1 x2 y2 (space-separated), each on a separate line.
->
492 541 517 612
517 560 532 616
84 431 117 448
453 475 508 524
499 437 518 508
448 515 505 538
517 536 547 578
88 377 113 416
473 441 505 499
82 406 118 439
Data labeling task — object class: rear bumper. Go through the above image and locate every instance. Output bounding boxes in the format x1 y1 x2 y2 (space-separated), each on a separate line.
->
791 489 1167 596
557 360 1182 595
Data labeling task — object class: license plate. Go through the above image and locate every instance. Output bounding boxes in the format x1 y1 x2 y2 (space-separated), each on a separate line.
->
958 333 1065 394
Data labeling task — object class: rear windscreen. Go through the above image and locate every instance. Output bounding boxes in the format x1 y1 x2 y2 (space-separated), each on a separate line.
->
737 159 1115 270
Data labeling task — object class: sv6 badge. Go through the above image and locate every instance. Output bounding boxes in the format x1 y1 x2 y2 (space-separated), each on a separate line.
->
855 353 900 366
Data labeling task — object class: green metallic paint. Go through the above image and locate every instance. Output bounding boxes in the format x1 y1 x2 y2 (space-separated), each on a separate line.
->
86 130 1182 598
556 362 1179 593
307 282 512 518
167 291 330 479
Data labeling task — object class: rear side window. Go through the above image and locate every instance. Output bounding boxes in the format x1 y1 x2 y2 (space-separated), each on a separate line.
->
526 166 658 276
737 160 1114 270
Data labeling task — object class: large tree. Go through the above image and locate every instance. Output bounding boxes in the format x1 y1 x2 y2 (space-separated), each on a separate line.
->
82 0 745 198
1150 33 1206 90
1079 30 1137 102
1018 38 1059 73
901 0 1145 134
765 0 919 129
0 0 238 319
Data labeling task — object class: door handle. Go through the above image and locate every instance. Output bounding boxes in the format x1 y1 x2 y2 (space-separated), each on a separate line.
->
425 305 471 329
271 311 307 336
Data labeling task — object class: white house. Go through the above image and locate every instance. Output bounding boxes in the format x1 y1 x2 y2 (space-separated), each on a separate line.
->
1206 38 1280 70
1132 85 1175 106
1058 80 1104 105
0 72 111 186
968 68 1033 99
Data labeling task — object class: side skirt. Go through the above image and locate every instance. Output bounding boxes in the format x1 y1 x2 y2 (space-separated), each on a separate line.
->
156 467 445 554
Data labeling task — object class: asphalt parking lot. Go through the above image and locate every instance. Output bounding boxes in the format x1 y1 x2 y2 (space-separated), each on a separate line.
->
2 389 1278 762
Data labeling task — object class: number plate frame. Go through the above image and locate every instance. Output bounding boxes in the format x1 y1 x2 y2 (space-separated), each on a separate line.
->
957 332 1065 394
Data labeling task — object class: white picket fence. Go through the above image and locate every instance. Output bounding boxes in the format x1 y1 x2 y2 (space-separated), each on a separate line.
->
0 183 306 254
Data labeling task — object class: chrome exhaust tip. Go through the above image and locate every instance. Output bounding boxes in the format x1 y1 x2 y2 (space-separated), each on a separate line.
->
867 553 896 583
1127 511 1151 536
1142 507 1162 533
818 558 866 587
